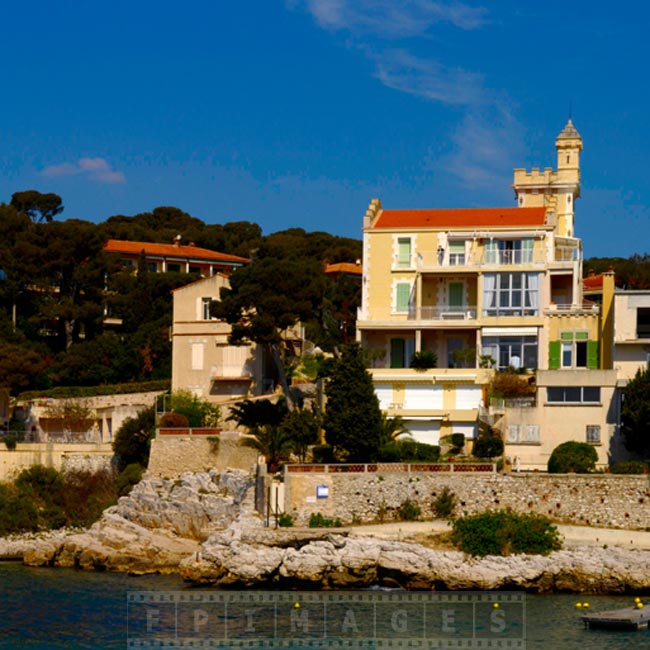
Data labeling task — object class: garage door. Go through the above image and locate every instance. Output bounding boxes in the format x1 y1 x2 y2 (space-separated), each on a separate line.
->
403 420 441 446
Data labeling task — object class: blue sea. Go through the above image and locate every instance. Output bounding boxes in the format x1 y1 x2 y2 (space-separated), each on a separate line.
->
0 562 646 648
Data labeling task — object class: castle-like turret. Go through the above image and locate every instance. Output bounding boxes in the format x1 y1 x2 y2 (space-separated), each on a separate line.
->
513 119 583 238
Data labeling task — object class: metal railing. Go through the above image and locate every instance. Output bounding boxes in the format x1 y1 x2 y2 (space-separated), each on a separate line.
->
408 305 477 321
285 462 496 475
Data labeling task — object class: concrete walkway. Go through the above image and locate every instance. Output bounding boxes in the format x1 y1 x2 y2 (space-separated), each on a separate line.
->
347 520 650 550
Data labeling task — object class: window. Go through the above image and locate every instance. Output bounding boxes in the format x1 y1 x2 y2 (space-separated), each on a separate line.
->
549 334 598 369
395 282 412 313
485 239 534 264
448 240 466 265
586 425 601 444
390 338 414 368
546 386 601 403
637 308 650 339
201 297 212 320
506 424 539 444
397 238 412 267
482 273 539 316
167 263 182 272
481 336 538 371
147 262 158 272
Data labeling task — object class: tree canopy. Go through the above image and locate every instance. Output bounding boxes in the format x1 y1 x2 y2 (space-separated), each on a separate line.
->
621 368 650 457
323 343 383 461
10 190 64 223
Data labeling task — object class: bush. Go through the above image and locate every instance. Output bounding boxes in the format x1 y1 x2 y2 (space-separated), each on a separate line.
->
278 513 294 527
62 468 118 527
547 441 598 473
432 487 456 518
116 463 144 496
0 484 39 535
112 406 155 472
3 435 17 451
159 412 189 428
450 433 465 450
312 444 336 463
473 436 504 459
609 461 650 474
398 497 421 521
409 351 438 371
308 512 342 528
451 510 561 556
378 440 440 462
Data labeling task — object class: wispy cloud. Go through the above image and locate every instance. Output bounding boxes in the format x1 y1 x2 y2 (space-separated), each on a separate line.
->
294 0 488 37
41 157 126 184
290 1 526 190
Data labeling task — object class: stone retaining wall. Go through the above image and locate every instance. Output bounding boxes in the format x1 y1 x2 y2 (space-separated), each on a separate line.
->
284 471 650 530
147 433 260 478
0 443 114 480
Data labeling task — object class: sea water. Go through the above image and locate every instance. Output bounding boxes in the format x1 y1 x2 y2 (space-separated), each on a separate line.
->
0 562 645 649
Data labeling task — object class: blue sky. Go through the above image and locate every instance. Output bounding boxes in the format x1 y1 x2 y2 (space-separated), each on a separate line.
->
1 1 648 258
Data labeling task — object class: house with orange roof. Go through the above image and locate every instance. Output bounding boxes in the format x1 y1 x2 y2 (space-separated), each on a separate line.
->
357 120 622 469
104 237 248 277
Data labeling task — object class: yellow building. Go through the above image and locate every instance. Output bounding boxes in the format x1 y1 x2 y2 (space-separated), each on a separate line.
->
358 120 610 460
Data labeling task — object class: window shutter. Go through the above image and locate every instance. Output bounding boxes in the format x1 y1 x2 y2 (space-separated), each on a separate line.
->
397 239 411 266
448 282 463 307
548 341 561 369
395 283 411 312
587 340 599 369
485 240 498 264
522 238 534 263
390 338 405 368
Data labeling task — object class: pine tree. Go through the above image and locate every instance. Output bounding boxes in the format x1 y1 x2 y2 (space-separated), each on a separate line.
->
323 343 383 461
621 368 650 456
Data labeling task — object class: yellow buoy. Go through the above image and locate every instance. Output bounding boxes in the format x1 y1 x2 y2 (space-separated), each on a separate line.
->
294 602 301 609
493 603 500 609
635 597 641 603
575 603 583 608
582 603 589 608
637 603 644 609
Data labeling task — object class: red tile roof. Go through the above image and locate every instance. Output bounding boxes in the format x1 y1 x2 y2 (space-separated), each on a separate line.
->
325 262 363 276
582 274 604 291
104 239 248 264
372 207 547 229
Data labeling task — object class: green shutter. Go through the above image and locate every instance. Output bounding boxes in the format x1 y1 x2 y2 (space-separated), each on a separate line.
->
587 340 599 369
449 282 463 307
397 239 411 266
391 339 405 368
549 341 561 369
522 238 534 263
396 283 411 312
575 331 589 340
560 331 574 340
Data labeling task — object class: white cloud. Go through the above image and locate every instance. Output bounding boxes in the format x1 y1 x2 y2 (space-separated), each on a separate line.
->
297 0 487 37
41 157 126 184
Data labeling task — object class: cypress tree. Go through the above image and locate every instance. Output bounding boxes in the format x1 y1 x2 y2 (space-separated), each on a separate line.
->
323 343 383 461
621 368 650 456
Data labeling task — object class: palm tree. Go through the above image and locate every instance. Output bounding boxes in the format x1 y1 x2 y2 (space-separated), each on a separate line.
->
379 414 412 445
240 425 293 473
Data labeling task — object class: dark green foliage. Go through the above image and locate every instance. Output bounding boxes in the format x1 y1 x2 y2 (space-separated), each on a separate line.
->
621 368 650 456
547 441 598 473
583 253 650 290
450 433 466 450
308 512 342 528
451 510 562 556
609 461 650 474
473 436 504 459
14 465 65 529
11 190 64 222
112 406 156 472
378 440 440 462
398 498 421 521
240 426 293 473
116 463 144 496
409 350 438 370
311 444 336 463
227 398 287 429
323 343 383 462
61 469 117 526
280 408 320 462
0 484 39 534
3 435 17 451
432 487 456 518
278 513 294 527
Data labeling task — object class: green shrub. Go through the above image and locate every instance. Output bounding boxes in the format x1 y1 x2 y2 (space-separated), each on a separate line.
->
378 440 440 462
409 351 438 371
278 513 294 527
312 444 336 463
3 435 17 451
62 468 118 527
473 436 504 459
547 441 598 473
0 484 39 535
398 497 421 521
451 510 562 556
609 461 649 474
450 433 465 450
116 463 144 496
308 512 342 528
432 487 456 518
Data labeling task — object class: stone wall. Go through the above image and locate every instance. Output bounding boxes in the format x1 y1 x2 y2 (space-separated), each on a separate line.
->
147 432 260 479
284 471 650 530
0 443 114 480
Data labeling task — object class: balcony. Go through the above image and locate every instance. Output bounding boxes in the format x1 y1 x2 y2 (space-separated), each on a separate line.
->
414 249 545 271
409 305 477 321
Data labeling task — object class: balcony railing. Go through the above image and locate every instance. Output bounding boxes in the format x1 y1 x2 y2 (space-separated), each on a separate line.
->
408 305 477 321
415 250 545 269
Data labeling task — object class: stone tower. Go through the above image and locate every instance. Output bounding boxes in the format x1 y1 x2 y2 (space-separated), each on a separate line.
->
513 119 583 238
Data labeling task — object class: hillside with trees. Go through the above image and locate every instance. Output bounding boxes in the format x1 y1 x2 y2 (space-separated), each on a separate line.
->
0 190 362 395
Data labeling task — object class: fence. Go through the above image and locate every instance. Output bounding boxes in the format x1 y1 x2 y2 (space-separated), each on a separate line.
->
284 462 496 475
157 427 222 437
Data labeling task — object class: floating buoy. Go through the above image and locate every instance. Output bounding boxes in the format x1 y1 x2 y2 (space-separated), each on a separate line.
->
575 603 583 609
493 603 500 609
637 602 644 609
582 603 590 609
635 597 641 603
294 602 301 609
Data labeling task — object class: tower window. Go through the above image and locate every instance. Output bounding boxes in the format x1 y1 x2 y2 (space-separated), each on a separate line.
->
566 155 570 164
